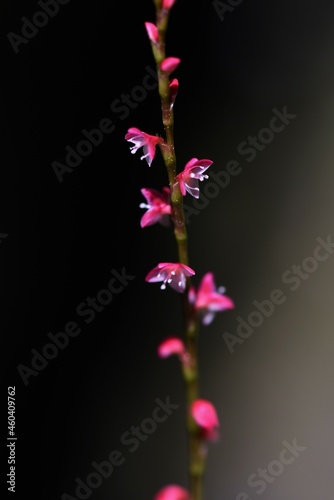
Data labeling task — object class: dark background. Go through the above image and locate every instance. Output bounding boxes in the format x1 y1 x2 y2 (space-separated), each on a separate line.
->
2 1 334 499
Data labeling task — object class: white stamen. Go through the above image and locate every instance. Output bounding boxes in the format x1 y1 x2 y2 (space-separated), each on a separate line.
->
161 283 166 290
139 203 150 209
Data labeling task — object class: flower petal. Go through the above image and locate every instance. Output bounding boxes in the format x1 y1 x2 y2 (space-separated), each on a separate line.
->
188 159 213 174
161 57 181 74
184 176 200 199
145 263 195 292
202 311 215 325
169 78 179 107
191 399 219 431
197 272 216 296
206 294 235 311
188 286 196 304
158 337 185 358
145 21 159 44
141 187 170 206
168 272 187 292
140 208 165 228
162 0 176 9
184 157 200 171
145 265 169 283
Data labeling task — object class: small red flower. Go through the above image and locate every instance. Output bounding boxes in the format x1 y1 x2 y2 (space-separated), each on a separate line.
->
161 57 181 74
157 337 186 359
139 187 171 228
154 484 189 500
190 272 234 325
191 399 220 441
145 262 195 293
125 127 163 167
145 22 159 44
175 158 213 199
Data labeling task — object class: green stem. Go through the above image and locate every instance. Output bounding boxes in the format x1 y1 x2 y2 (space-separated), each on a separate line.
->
150 4 207 499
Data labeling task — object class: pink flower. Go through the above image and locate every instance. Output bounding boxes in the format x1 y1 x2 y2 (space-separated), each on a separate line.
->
125 127 163 167
191 399 220 441
162 0 176 9
175 158 213 199
190 272 234 325
154 484 189 500
157 337 186 358
145 22 159 44
161 57 181 74
139 187 171 228
169 78 179 108
145 262 195 293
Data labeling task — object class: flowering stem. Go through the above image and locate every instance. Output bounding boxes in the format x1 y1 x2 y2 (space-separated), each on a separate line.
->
150 4 206 499
184 319 205 500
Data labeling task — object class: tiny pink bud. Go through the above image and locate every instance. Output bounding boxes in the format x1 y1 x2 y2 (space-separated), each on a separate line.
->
169 78 179 108
191 399 219 441
145 21 159 44
158 337 185 358
162 0 176 9
154 484 189 500
161 57 181 74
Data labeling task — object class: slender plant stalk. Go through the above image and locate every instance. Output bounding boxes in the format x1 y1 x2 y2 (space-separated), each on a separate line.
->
149 2 207 499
